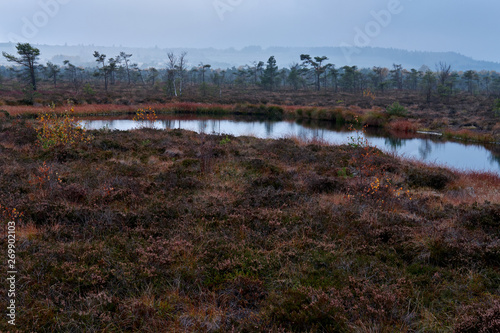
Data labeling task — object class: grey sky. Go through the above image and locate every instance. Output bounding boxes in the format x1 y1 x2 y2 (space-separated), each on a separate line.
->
0 0 498 62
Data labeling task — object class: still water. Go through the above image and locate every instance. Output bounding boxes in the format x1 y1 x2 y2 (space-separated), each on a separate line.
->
82 116 500 174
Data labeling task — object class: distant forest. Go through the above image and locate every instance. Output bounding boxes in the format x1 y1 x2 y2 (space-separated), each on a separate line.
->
2 43 500 100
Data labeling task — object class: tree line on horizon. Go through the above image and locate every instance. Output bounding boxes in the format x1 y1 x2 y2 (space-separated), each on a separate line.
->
2 43 500 102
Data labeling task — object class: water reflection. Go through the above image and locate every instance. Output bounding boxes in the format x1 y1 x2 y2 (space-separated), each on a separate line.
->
385 137 404 150
81 116 500 174
418 139 433 160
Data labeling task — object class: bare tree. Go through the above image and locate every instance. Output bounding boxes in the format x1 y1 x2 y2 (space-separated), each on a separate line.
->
167 52 178 97
437 62 452 86
177 52 188 96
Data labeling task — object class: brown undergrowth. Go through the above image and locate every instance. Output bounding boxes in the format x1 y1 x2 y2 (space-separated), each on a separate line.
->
0 118 499 332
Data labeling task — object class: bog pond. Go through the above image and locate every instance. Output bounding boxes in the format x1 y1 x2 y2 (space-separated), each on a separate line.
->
82 115 500 174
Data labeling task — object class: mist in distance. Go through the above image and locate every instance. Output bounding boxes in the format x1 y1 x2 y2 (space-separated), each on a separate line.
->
0 0 498 63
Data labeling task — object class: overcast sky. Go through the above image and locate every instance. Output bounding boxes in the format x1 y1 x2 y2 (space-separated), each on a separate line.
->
0 0 498 62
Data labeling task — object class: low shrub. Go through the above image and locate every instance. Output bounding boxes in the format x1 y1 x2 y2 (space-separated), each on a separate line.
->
406 166 456 190
267 287 347 332
388 119 417 133
460 202 500 234
386 102 407 117
455 300 500 333
35 105 93 149
362 110 387 127
306 175 345 193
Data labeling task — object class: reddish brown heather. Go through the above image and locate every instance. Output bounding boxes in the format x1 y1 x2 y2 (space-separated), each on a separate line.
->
0 118 498 332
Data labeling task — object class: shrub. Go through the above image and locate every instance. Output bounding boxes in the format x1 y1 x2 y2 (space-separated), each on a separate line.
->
266 105 284 118
306 175 345 193
455 301 500 333
133 107 157 128
388 119 417 133
386 102 407 117
35 105 93 149
268 287 347 332
406 166 456 190
362 111 387 127
4 119 38 145
460 202 500 234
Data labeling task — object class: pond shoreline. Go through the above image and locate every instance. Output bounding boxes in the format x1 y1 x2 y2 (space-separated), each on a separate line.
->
80 115 500 175
2 101 499 145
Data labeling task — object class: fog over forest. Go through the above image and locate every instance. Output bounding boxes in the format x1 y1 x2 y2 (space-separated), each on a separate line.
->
1 43 499 73
0 0 499 64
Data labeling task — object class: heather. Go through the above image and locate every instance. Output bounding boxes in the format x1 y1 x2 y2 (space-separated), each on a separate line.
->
0 118 499 332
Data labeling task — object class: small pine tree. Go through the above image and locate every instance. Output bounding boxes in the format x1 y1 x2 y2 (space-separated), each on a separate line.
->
261 56 278 91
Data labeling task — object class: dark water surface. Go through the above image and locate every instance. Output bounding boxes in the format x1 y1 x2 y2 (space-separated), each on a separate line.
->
81 115 500 174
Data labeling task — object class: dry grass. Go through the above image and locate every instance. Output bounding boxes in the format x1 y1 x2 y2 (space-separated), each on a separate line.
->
388 119 418 133
15 222 39 240
444 171 500 204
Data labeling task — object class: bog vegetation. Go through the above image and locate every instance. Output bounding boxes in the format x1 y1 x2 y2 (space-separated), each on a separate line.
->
0 111 499 331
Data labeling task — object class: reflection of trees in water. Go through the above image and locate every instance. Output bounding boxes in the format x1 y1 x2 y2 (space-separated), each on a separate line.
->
297 127 310 141
312 128 326 141
161 120 175 129
209 119 222 134
198 119 208 133
160 119 183 129
264 121 274 136
418 139 433 160
489 153 500 169
385 137 404 150
486 145 500 171
295 119 347 132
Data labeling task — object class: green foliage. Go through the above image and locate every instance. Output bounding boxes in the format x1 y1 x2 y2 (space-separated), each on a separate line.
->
347 117 369 148
386 102 407 117
83 83 96 95
260 55 278 91
337 167 350 178
21 85 41 105
219 135 231 145
36 105 93 149
437 84 452 98
2 42 40 90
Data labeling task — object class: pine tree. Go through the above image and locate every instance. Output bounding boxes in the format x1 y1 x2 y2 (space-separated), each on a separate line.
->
261 56 278 91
